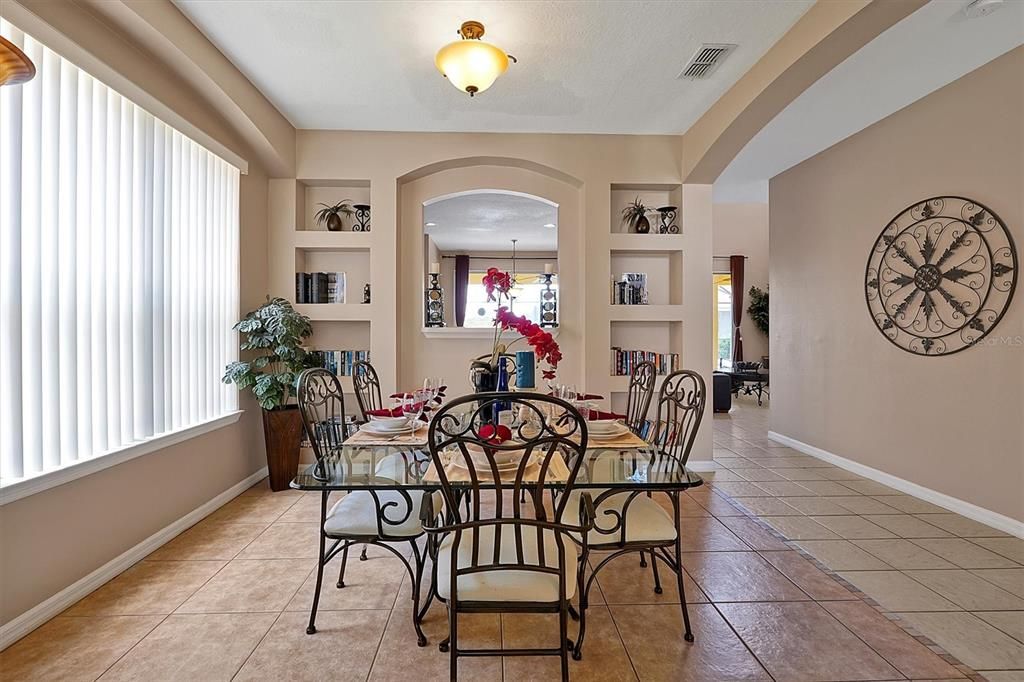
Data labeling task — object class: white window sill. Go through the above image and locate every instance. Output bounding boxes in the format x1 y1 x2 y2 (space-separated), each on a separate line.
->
0 411 244 506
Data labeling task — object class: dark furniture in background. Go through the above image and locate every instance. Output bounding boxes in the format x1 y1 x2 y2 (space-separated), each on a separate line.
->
713 372 732 413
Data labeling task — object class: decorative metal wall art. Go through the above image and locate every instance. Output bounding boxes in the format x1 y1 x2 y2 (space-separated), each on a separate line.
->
540 273 558 328
865 196 1017 356
657 206 679 234
424 273 445 327
352 204 371 232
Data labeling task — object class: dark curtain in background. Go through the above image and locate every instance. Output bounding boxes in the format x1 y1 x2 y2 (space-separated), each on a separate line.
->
454 255 470 327
730 254 745 364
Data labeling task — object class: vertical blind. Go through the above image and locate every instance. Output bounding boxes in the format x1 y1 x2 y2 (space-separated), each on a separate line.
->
0 21 240 486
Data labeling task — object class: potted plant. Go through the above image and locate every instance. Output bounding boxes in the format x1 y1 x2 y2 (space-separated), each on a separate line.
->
314 200 354 232
223 297 315 491
747 286 769 335
621 196 651 234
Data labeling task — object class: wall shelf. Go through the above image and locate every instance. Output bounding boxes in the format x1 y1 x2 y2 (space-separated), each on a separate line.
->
607 305 683 322
609 233 684 252
294 304 373 322
294 231 372 251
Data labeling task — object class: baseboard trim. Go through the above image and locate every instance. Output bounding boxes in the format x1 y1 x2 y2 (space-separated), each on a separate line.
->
0 466 269 651
767 431 1023 538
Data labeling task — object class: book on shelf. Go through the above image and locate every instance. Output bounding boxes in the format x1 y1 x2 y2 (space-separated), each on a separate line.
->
610 347 678 376
308 349 371 377
611 272 648 305
295 271 346 304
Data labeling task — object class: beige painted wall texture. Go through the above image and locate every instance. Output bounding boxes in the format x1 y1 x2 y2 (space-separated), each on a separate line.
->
714 203 770 364
0 5 273 626
770 47 1024 522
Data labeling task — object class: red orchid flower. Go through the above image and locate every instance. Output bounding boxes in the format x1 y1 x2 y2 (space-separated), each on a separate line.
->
482 267 512 302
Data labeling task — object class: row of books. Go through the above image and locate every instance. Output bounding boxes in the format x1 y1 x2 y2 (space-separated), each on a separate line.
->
611 347 678 376
308 349 370 377
611 272 649 305
295 272 346 304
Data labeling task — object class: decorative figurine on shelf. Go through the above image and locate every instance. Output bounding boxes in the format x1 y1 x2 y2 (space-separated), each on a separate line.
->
352 204 371 232
424 264 445 327
362 283 371 304
621 196 651 234
656 206 679 234
540 263 558 328
313 200 353 232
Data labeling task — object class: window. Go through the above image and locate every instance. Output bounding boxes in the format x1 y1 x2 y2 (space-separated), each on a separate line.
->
463 272 556 328
0 22 240 490
713 274 733 368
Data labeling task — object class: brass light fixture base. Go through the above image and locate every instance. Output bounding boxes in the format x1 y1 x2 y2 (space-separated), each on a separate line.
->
458 21 485 40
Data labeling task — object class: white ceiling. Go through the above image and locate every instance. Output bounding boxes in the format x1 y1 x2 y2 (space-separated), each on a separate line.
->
174 0 812 133
713 0 1024 203
424 191 557 252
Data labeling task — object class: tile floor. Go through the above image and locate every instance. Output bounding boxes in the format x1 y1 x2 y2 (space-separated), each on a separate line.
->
2 399 1021 681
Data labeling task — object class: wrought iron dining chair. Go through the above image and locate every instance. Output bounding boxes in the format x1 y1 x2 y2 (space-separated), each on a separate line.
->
624 360 656 436
297 367 435 645
568 369 706 653
352 360 383 422
422 393 595 682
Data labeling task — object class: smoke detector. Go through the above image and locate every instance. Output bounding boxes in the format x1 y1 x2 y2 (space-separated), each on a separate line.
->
677 43 737 80
963 0 1004 19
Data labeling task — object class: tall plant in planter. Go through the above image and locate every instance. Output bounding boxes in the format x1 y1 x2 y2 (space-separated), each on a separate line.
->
747 286 769 336
223 297 315 490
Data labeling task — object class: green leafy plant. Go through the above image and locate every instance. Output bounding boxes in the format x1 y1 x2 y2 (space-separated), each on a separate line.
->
747 286 769 336
313 201 354 230
222 297 315 410
620 196 651 233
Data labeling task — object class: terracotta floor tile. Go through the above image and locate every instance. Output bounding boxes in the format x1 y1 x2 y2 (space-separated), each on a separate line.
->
729 467 788 482
712 457 758 470
821 601 965 680
770 467 831 481
286 556 407 611
64 560 225 616
678 516 752 552
793 480 862 496
978 672 1024 681
811 515 898 539
236 522 321 559
275 492 346 523
816 468 869 481
370 608 501 681
852 539 957 569
593 551 707 605
718 601 900 681
709 481 773 497
730 496 802 516
612 603 771 681
780 496 854 515
240 478 305 498
147 522 268 560
205 493 300 524
970 537 1024 564
759 550 858 601
98 613 275 681
838 480 902 496
686 489 745 516
972 568 1024 598
716 515 791 551
760 515 842 540
914 514 1010 538
911 538 1019 569
795 540 893 571
827 497 903 515
895 611 1024 671
904 570 1024 610
873 496 948 514
975 611 1024 644
698 469 747 482
838 571 959 611
0 616 162 682
176 559 312 613
753 481 818 497
502 608 637 681
235 610 388 681
681 551 808 602
862 514 952 538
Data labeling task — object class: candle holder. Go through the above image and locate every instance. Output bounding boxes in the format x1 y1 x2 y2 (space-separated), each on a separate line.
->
352 204 371 232
656 206 678 234
424 273 445 327
540 273 558 328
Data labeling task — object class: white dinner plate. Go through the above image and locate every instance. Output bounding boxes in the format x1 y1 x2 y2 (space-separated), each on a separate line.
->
361 421 416 435
588 423 630 440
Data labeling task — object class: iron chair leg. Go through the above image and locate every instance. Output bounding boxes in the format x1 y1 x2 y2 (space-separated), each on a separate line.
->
307 491 330 635
559 601 570 681
447 605 458 682
360 546 368 561
409 539 428 646
672 492 694 642
651 550 664 594
336 543 350 588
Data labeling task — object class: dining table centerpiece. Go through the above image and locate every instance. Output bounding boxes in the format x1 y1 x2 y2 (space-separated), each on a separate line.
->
470 267 562 393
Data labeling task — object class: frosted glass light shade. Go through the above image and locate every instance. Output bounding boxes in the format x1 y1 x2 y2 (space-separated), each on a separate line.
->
435 39 509 96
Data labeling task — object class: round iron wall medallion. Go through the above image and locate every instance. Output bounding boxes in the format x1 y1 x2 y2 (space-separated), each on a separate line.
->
865 196 1017 356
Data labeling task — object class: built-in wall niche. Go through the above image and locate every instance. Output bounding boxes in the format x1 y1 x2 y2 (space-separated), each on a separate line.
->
301 180 371 232
609 320 682 374
304 321 372 385
609 251 682 306
610 183 682 235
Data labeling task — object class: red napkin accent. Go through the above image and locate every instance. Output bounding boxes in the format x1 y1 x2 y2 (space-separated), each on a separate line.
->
366 401 426 418
589 410 626 421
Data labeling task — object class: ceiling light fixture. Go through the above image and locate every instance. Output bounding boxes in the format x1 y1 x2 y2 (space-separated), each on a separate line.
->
435 21 516 97
0 35 36 87
543 223 556 228
424 222 437 227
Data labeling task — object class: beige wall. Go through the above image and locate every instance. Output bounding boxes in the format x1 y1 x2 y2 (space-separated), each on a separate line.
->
713 203 770 364
769 48 1024 522
0 3 277 627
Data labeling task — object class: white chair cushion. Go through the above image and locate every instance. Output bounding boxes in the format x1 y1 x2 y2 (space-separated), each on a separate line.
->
436 525 578 602
561 490 677 545
323 490 439 538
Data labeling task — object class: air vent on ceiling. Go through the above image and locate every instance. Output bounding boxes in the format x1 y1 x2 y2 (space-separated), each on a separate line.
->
677 43 737 80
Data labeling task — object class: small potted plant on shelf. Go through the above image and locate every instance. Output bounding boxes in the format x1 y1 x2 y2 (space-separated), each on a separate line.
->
314 200 354 232
223 297 316 491
621 196 651 234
